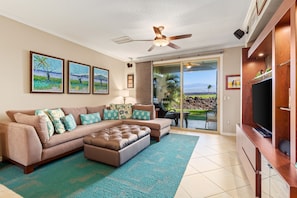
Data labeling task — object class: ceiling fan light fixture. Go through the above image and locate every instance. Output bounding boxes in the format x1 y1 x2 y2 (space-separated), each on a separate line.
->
153 38 169 47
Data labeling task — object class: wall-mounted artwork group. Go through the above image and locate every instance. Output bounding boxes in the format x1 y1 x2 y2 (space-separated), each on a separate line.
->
30 51 109 94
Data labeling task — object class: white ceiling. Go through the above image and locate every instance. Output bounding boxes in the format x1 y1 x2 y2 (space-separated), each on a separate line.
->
0 0 251 62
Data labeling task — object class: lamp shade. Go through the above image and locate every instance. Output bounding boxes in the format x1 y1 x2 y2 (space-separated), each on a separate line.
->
120 89 129 97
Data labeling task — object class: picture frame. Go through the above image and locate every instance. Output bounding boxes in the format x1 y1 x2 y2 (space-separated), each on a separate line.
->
256 0 267 15
226 74 240 90
68 61 91 94
92 66 109 94
127 74 134 88
30 51 64 93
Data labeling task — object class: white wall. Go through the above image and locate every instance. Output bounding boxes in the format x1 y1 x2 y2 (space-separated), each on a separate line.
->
222 47 242 135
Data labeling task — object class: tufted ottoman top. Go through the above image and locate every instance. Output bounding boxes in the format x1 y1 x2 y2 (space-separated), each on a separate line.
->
83 124 151 151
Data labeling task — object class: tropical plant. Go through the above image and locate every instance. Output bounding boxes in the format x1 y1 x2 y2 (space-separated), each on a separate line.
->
164 73 180 110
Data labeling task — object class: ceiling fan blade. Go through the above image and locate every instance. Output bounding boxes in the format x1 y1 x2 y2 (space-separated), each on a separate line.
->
132 39 153 42
148 45 155 52
168 34 192 40
153 26 162 38
168 42 180 49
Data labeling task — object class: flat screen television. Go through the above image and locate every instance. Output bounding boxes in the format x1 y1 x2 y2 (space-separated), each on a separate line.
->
252 78 272 136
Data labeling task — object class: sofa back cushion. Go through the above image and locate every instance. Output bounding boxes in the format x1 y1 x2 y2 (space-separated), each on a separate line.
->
14 113 49 144
86 105 106 119
132 104 155 120
62 107 87 125
6 110 35 122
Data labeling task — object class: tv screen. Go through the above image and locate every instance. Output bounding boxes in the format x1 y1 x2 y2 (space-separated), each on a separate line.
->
252 78 272 134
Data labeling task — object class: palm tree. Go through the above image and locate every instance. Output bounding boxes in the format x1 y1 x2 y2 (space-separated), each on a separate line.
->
34 56 52 81
207 84 212 93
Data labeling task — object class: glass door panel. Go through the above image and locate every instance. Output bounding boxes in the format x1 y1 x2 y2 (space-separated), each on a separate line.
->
182 60 217 131
153 63 181 128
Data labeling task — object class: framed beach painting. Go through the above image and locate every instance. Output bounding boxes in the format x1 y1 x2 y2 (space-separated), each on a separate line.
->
226 74 240 90
92 66 109 94
30 51 64 93
68 61 91 94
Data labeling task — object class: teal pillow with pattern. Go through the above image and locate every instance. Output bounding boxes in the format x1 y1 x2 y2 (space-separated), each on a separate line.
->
103 109 119 120
35 109 55 137
47 108 66 134
132 109 150 120
80 112 101 125
110 103 132 119
60 114 77 131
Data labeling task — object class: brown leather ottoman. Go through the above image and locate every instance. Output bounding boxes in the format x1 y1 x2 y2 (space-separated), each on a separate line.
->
83 124 151 167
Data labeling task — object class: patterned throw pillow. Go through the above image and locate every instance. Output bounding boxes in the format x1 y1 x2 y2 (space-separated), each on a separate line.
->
80 112 101 125
60 114 77 131
110 103 132 119
47 108 66 134
35 109 55 137
103 109 119 120
132 109 150 120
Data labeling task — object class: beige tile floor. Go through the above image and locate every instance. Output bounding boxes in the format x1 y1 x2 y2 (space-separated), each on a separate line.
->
1 130 254 198
173 130 255 198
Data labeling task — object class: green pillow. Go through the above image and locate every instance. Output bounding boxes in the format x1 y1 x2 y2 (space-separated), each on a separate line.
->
110 103 132 119
47 108 66 134
80 112 101 125
35 109 55 137
132 109 150 120
103 109 119 120
60 114 77 131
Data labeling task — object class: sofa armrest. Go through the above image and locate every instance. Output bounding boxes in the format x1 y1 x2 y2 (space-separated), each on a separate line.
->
0 121 42 166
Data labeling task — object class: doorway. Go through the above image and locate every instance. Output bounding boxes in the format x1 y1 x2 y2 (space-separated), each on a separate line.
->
153 57 219 132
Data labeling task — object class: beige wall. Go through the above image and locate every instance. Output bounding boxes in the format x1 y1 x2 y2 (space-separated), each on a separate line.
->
0 16 127 121
222 47 241 135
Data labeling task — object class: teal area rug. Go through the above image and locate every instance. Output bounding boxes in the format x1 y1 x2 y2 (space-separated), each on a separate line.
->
0 133 199 198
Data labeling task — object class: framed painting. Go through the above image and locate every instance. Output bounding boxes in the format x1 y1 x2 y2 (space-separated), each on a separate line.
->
92 66 109 94
30 51 64 93
68 61 91 94
226 74 240 90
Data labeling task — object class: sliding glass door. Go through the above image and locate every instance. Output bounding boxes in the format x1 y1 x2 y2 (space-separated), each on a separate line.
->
153 58 218 132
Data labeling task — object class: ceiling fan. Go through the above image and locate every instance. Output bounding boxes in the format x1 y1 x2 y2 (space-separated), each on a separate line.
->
130 26 192 52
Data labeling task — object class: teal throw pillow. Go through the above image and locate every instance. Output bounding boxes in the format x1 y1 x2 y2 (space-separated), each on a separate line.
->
80 112 101 125
103 109 119 120
60 114 77 131
132 109 150 120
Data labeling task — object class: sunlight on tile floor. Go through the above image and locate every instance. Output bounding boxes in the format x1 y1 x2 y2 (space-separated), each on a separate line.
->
1 130 254 198
173 130 255 198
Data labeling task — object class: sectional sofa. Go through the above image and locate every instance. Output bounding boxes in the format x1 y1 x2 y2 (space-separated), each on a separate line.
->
0 104 171 174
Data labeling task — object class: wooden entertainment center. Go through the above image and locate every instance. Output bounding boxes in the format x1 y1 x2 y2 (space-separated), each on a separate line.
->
237 0 297 197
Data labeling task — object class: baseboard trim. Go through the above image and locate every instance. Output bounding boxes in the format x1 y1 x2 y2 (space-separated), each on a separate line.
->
221 131 236 136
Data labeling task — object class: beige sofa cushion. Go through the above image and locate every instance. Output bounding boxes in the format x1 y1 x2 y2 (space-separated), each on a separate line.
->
62 107 87 125
14 113 49 144
6 110 35 122
86 105 106 119
132 104 155 120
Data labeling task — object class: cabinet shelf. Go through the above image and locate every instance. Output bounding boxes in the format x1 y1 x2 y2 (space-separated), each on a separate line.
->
278 60 290 67
250 70 272 83
279 107 290 111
